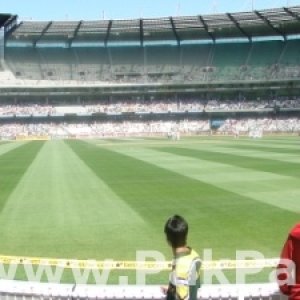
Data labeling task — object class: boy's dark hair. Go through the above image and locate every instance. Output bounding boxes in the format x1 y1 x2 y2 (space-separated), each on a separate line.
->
164 215 188 248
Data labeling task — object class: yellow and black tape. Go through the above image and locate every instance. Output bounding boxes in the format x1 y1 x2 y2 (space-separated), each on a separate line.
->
0 255 279 270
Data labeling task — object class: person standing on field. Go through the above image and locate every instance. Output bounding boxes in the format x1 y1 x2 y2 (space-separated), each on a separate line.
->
162 215 201 300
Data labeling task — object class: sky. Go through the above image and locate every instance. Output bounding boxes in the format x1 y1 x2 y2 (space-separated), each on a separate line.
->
1 0 300 21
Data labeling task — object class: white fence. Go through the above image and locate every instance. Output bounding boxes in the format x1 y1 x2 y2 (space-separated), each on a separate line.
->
0 280 285 300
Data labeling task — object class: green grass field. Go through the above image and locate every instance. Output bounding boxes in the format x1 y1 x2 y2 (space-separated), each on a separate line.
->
0 136 299 284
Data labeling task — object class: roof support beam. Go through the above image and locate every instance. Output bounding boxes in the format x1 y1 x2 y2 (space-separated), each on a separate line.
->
227 13 251 41
170 17 180 46
33 21 52 47
198 15 215 42
3 15 17 30
104 20 112 46
69 20 83 47
254 10 286 41
4 15 19 39
139 19 144 47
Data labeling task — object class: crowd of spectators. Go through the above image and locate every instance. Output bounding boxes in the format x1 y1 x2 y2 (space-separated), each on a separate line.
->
0 98 299 139
0 104 55 116
0 117 299 139
0 98 299 116
0 120 210 139
219 118 300 134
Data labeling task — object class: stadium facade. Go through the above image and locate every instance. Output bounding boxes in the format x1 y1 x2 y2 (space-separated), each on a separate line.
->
0 7 299 139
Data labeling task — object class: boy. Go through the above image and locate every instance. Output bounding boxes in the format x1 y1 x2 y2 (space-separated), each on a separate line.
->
162 215 201 300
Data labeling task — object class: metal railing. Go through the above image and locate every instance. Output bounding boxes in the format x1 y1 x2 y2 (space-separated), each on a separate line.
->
0 280 284 300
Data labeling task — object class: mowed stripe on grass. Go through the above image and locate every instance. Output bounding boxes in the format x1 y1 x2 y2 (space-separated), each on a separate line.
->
0 137 298 265
74 140 298 258
220 143 300 156
158 146 300 178
160 144 300 212
106 143 300 213
0 141 29 157
0 141 44 212
198 142 300 164
0 140 146 260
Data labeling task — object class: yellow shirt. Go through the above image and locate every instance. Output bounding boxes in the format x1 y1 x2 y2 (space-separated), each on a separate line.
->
167 248 201 300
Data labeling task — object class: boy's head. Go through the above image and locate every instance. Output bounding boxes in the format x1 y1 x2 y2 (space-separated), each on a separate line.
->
164 215 188 248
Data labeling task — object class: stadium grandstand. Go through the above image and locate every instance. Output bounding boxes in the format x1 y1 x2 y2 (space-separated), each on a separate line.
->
0 7 300 139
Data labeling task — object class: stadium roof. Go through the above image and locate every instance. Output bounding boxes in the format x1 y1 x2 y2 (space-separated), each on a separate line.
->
0 13 14 28
4 6 300 46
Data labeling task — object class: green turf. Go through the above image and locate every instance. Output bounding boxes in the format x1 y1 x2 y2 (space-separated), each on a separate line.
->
0 137 299 284
0 141 44 212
